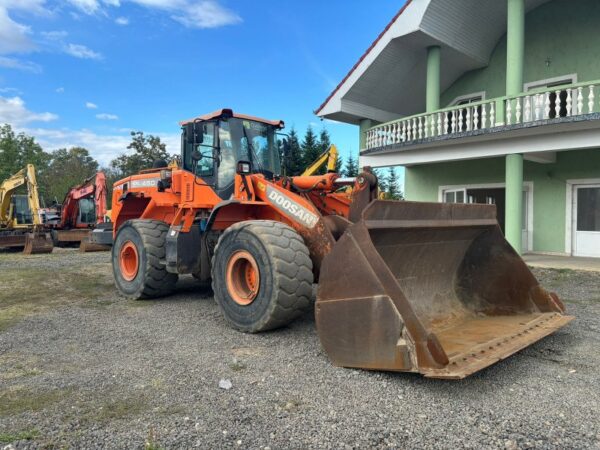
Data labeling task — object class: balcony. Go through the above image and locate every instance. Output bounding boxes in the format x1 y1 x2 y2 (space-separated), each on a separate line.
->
362 80 600 155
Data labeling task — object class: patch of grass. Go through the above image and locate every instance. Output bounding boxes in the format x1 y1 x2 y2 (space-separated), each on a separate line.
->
0 429 39 444
0 354 42 381
89 396 149 423
0 267 114 332
0 386 71 417
145 428 163 450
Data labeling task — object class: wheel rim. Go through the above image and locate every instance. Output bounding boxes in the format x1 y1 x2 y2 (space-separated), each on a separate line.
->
119 240 139 281
226 250 260 305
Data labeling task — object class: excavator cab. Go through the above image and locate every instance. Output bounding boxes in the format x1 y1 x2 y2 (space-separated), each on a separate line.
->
182 111 284 198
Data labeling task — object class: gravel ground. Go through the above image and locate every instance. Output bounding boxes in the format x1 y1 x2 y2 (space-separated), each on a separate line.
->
0 248 599 449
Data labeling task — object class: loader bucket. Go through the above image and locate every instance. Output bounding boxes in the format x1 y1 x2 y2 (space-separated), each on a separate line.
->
23 232 54 254
316 201 573 379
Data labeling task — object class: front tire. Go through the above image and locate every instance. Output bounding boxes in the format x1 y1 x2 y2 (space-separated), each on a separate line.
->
211 221 314 332
112 219 178 299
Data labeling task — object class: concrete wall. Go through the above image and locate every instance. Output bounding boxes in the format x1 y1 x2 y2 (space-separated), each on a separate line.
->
405 149 600 253
441 0 600 106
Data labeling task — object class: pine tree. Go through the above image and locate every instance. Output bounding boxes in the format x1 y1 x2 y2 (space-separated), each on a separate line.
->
386 167 404 200
301 126 321 170
344 154 359 177
283 128 304 176
373 168 388 196
334 153 343 174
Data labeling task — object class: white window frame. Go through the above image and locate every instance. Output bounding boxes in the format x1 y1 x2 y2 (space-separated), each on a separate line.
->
565 178 600 255
524 74 578 92
438 182 534 252
447 91 487 107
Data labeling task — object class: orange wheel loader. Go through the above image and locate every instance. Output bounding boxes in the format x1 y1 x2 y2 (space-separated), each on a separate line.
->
110 109 573 379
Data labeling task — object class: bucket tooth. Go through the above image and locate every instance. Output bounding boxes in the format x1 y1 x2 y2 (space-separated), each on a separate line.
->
316 200 574 379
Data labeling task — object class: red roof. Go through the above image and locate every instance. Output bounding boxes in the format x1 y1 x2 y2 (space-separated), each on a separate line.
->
180 109 284 128
314 0 414 115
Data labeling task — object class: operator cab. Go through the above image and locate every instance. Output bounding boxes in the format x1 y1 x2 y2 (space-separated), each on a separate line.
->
180 109 285 199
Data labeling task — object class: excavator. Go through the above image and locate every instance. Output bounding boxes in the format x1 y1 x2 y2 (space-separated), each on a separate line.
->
0 164 53 254
110 109 573 379
301 144 339 176
50 171 111 252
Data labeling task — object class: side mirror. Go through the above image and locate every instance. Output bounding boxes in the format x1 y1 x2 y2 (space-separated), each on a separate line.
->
191 150 202 162
282 138 290 156
194 122 204 144
185 123 194 144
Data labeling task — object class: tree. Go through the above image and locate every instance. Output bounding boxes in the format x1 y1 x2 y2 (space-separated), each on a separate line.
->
42 147 99 203
0 124 50 184
373 168 388 194
301 126 321 170
343 154 359 177
282 127 304 176
110 131 171 175
385 167 404 200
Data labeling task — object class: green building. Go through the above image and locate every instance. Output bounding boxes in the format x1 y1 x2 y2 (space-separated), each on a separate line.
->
316 0 600 258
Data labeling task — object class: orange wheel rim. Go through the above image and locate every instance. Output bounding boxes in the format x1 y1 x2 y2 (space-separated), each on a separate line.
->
226 250 260 305
119 240 139 281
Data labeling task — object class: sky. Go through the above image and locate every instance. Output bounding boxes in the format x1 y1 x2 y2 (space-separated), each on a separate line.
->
0 0 403 182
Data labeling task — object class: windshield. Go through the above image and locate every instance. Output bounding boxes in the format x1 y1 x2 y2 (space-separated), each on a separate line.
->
220 118 281 177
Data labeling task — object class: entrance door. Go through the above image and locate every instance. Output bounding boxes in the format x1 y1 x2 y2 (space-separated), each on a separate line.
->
573 185 600 257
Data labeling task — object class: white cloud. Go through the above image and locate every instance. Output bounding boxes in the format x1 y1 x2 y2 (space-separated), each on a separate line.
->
64 43 102 60
0 0 48 15
86 101 98 109
115 16 128 25
0 7 36 54
40 30 68 40
66 0 101 14
0 95 58 127
96 113 118 120
55 87 65 93
20 127 180 166
0 56 42 73
0 87 21 94
171 1 241 29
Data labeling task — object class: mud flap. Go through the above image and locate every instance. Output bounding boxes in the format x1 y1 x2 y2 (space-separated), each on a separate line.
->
316 201 574 379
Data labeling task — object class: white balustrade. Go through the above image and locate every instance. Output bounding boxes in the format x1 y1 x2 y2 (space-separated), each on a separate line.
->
363 81 599 150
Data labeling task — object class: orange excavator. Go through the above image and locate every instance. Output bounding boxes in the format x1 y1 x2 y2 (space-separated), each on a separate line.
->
109 109 573 379
50 172 111 252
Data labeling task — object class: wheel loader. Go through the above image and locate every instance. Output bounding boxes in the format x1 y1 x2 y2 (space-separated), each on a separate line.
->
0 164 53 254
110 109 573 379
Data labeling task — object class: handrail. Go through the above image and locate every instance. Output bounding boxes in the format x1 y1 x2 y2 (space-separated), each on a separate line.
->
364 79 600 150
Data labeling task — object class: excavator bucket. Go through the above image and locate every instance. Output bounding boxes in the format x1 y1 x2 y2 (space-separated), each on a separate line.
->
79 237 110 252
316 201 573 379
23 232 53 254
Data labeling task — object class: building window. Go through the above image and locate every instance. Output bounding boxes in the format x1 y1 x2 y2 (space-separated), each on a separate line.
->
524 74 577 119
443 189 466 204
447 93 486 132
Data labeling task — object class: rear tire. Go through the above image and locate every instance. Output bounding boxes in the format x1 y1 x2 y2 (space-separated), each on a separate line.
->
211 220 313 332
112 219 178 299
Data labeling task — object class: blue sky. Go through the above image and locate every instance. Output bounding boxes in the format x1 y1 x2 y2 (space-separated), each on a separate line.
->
0 0 402 180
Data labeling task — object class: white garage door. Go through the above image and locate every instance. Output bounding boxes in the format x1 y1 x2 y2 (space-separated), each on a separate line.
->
573 185 600 257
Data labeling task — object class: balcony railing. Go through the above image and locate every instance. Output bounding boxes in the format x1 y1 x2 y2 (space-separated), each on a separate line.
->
364 80 600 151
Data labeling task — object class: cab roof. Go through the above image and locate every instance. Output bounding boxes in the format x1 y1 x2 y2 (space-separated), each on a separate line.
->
179 109 284 128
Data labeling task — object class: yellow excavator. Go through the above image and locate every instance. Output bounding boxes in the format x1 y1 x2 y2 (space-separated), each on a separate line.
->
302 144 339 176
0 164 53 254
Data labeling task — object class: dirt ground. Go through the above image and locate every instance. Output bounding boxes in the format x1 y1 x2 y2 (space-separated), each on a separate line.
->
0 248 599 449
